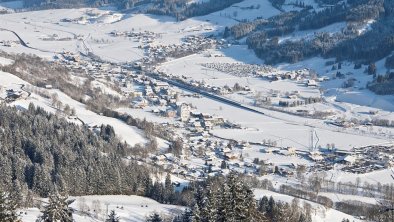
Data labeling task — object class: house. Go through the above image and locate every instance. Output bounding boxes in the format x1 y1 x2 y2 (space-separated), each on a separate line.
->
306 79 317 87
225 153 240 160
6 89 23 101
166 108 177 118
343 155 357 165
280 147 297 156
309 151 324 162
132 99 148 108
177 103 191 122
237 141 251 149
153 155 166 162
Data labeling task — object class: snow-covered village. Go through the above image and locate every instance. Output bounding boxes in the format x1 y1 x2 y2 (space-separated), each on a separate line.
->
0 0 394 222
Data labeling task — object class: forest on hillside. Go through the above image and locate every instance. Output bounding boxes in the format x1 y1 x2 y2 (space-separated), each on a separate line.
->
0 104 192 208
230 0 389 65
15 0 242 20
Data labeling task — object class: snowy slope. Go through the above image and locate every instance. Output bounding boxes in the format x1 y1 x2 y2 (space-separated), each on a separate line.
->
254 189 361 222
0 70 147 146
20 195 184 222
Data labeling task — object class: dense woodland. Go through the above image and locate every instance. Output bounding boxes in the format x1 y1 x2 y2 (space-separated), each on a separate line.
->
232 0 389 64
223 0 394 94
171 175 316 222
0 104 195 209
13 0 243 20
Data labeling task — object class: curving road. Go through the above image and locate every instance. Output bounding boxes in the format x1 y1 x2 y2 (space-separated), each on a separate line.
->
0 28 57 53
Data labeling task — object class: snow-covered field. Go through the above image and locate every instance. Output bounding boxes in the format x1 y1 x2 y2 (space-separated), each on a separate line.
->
182 95 389 150
20 195 184 222
253 189 361 222
200 0 281 26
0 0 23 12
0 56 13 65
0 8 216 62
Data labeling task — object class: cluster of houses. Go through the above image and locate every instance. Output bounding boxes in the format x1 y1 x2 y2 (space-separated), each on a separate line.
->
56 51 81 63
3 88 26 102
40 34 72 42
150 134 329 180
118 71 227 131
264 68 329 87
0 40 19 47
274 144 394 174
141 35 219 65
265 69 311 82
54 51 125 80
201 62 275 78
52 51 262 181
151 136 269 180
60 11 122 25
109 30 159 44
339 145 394 174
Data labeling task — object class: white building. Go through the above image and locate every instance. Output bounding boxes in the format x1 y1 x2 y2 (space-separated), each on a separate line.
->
177 103 191 122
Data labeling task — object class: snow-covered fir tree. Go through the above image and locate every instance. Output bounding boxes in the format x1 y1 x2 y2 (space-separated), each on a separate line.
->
37 193 74 222
106 210 120 222
146 212 163 222
0 189 20 222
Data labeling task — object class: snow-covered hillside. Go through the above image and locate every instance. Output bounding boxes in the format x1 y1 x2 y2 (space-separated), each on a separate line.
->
20 195 184 222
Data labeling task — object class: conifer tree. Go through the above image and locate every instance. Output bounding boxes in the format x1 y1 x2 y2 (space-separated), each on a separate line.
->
203 184 217 222
191 203 201 222
38 193 74 222
216 183 231 222
106 210 120 222
0 189 20 222
164 173 174 203
146 212 163 222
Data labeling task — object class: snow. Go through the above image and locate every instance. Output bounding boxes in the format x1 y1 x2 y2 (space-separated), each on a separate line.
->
243 146 312 166
327 168 394 185
0 4 392 222
253 189 361 222
117 107 176 124
319 192 377 205
181 95 389 151
0 70 29 85
278 22 347 43
0 56 13 65
199 0 281 27
0 71 147 146
0 1 23 11
158 46 263 82
20 195 184 222
29 88 147 146
0 1 278 61
92 80 122 97
278 56 394 124
0 9 214 62
94 13 123 24
283 0 321 11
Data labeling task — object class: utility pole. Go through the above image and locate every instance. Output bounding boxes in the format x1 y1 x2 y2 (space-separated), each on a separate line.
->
104 202 109 222
310 129 314 151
